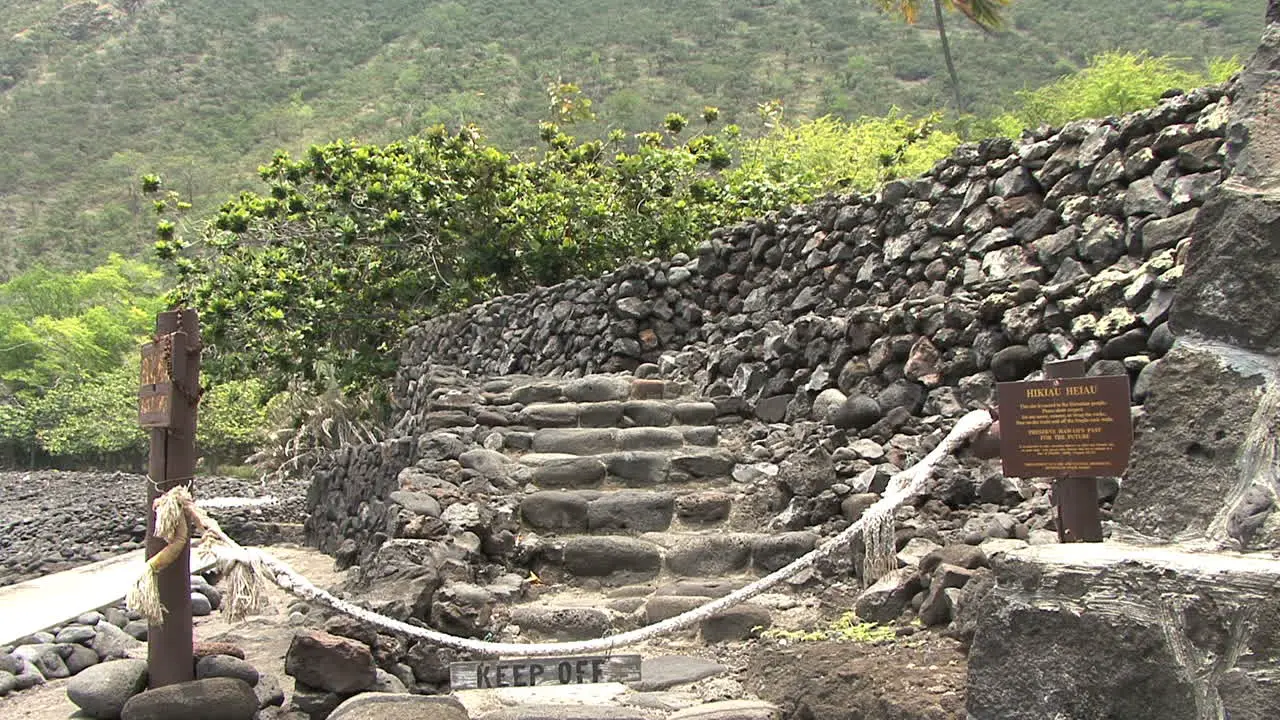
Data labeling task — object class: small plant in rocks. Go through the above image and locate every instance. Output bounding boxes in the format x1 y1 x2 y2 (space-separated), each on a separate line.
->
759 612 899 645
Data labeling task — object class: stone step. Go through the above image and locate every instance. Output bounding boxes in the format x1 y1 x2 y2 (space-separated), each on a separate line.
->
519 449 737 490
519 489 741 534
532 531 819 585
521 426 719 456
485 374 691 405
514 400 720 430
500 582 787 647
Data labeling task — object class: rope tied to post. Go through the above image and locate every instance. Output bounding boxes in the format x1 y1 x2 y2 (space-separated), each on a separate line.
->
127 486 273 624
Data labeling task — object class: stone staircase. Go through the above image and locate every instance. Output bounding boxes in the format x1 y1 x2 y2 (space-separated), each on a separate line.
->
418 372 816 645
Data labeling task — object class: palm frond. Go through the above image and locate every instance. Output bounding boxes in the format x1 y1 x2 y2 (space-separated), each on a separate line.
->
948 0 1010 30
873 0 924 24
247 366 390 482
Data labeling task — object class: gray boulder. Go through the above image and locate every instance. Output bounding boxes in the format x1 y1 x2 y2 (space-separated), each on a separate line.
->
854 568 920 624
0 670 15 696
196 654 260 686
121 677 257 720
831 395 882 430
13 643 69 679
67 658 149 719
327 693 469 720
90 620 142 658
967 543 1280 720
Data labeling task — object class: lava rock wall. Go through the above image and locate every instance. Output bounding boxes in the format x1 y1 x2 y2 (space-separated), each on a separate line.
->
398 85 1232 428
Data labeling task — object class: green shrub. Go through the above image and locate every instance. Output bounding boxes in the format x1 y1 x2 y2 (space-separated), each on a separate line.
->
162 101 944 392
988 51 1244 133
197 378 271 465
726 111 958 213
32 360 146 464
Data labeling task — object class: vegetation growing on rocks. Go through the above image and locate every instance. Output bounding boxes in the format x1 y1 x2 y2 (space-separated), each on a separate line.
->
760 612 901 644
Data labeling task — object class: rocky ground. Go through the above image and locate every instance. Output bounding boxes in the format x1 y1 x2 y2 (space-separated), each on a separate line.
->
0 544 344 720
0 470 309 587
0 539 970 720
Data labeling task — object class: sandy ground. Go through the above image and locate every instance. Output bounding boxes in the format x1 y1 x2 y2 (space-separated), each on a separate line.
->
0 545 346 720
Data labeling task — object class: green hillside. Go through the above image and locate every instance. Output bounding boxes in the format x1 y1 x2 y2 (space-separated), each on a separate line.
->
0 0 1263 278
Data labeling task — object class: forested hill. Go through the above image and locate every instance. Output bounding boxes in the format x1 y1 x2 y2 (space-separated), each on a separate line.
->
0 0 1262 278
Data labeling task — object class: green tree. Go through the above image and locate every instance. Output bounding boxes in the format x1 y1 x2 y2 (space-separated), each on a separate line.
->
197 377 270 466
873 0 1012 112
0 255 167 393
160 102 949 392
30 358 146 466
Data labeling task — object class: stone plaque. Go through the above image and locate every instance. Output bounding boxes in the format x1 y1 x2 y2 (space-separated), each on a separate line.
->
997 375 1133 478
449 654 642 690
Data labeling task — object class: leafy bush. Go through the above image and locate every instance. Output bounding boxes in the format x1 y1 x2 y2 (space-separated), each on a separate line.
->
31 359 146 464
0 255 167 392
197 377 270 466
0 396 36 466
0 255 277 469
726 110 958 213
161 100 949 391
988 51 1243 133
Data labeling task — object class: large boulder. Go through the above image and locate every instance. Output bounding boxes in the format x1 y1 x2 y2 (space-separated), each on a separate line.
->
121 677 257 720
284 630 376 695
67 658 149 719
328 693 469 720
1114 343 1269 545
1174 188 1280 354
967 543 1280 720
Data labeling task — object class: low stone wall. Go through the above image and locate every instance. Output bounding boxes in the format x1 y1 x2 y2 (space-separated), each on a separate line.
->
398 84 1232 428
305 437 416 567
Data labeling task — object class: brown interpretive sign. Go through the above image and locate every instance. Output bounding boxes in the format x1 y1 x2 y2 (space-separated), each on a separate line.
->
449 654 642 690
996 374 1133 479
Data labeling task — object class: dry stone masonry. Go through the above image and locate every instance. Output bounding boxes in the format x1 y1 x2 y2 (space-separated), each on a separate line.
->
398 81 1229 428
967 7 1280 719
288 11 1280 716
288 71 1264 720
1116 8 1280 550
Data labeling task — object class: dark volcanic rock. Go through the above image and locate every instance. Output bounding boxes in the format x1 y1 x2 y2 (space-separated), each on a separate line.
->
831 395 883 430
967 543 1280 720
1174 188 1280 353
284 630 376 695
1115 344 1267 541
121 678 257 720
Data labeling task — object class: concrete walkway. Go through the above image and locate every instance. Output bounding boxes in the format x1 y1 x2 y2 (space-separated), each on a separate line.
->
0 550 213 646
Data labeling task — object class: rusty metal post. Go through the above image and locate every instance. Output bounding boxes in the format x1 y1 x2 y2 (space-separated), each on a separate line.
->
1043 359 1103 543
144 309 201 687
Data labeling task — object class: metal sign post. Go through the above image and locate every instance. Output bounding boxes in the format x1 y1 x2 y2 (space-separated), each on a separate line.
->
139 309 201 687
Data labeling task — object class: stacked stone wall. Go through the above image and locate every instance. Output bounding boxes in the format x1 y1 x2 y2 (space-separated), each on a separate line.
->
397 85 1232 427
317 84 1236 562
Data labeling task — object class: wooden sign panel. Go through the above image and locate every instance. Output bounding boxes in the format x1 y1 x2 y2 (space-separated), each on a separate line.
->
138 335 188 429
139 341 174 428
997 374 1133 478
450 654 642 690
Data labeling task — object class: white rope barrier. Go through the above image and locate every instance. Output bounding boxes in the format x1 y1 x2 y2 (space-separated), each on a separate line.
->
202 409 992 658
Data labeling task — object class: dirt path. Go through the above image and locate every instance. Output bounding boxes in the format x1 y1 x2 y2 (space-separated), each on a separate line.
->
0 544 346 720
